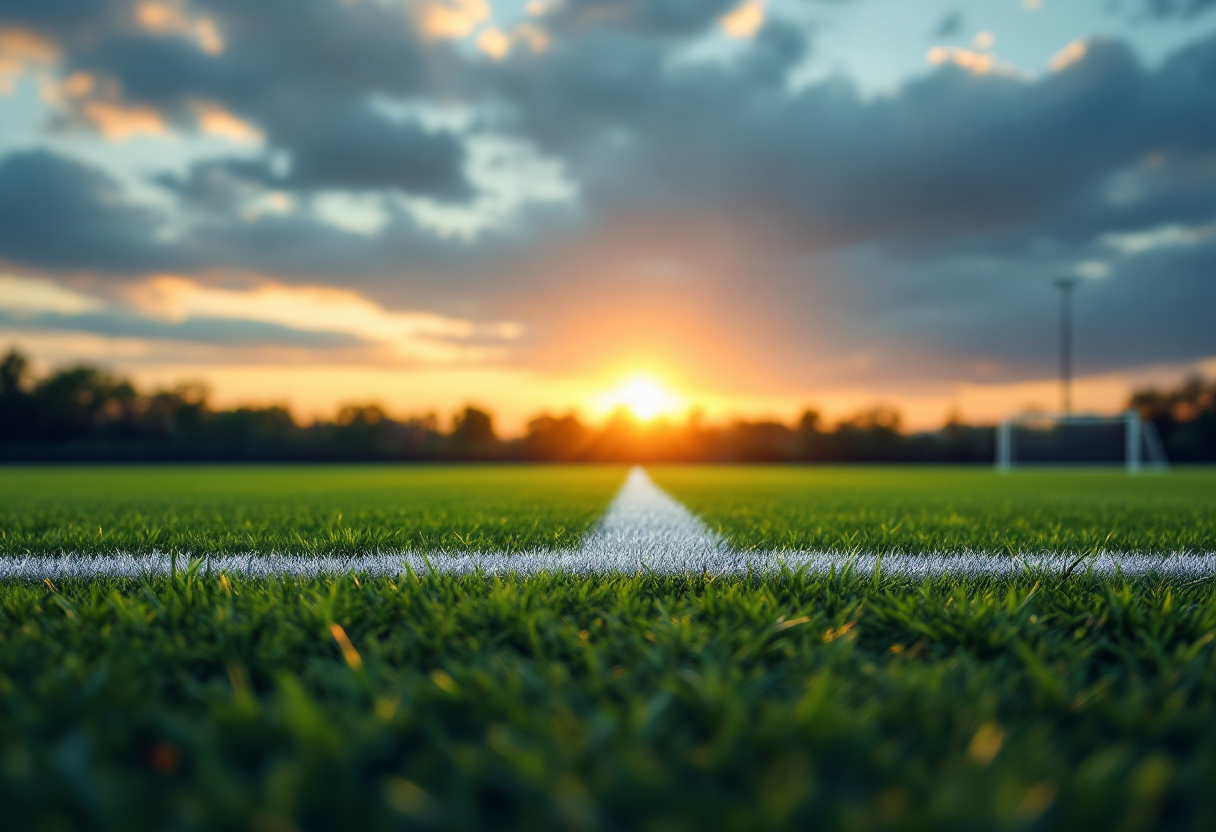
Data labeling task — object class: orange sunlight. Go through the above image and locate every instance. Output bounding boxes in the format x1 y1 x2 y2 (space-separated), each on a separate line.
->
606 375 685 422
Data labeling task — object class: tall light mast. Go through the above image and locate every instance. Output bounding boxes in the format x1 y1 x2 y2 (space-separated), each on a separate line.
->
1053 277 1081 416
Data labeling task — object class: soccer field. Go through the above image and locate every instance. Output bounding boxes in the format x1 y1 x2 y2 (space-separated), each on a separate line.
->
652 465 1216 555
3 465 1216 830
0 465 627 556
4 464 1215 566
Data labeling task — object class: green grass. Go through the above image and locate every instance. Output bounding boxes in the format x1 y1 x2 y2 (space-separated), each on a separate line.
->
0 465 627 556
4 570 1216 831
651 466 1216 555
6 464 1216 830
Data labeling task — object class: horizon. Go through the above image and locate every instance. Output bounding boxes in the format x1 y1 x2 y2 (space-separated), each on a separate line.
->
6 344 1212 450
1 0 1214 433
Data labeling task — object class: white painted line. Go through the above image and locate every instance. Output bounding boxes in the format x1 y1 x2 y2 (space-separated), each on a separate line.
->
2 466 1214 580
4 550 1216 581
575 465 741 571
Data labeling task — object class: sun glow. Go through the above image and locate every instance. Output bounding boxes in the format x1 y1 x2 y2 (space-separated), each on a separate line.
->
610 375 683 422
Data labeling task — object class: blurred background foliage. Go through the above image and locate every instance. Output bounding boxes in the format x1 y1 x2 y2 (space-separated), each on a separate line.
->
2 348 1213 463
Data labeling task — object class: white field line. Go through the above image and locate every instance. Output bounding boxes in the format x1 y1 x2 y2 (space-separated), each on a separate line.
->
2 466 1215 580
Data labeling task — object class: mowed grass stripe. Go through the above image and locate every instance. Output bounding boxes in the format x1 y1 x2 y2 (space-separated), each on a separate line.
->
651 465 1216 555
0 465 629 556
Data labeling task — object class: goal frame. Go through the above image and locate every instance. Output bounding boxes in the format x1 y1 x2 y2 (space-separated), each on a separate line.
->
995 410 1169 473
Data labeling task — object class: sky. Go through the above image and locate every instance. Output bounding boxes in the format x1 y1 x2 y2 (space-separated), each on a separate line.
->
1 0 1214 432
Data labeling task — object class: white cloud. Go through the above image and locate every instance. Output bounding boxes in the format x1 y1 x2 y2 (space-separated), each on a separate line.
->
313 192 389 236
401 133 578 239
1074 260 1110 279
1103 224 1212 256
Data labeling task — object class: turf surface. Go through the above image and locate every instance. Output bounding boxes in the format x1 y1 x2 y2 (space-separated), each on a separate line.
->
651 466 1216 555
3 571 1216 831
0 465 627 556
5 465 1216 830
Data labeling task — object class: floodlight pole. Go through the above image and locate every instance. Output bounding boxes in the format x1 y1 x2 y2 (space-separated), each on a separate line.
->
1054 278 1080 417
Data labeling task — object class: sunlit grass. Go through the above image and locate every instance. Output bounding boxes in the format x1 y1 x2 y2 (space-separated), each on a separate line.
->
4 464 1216 829
651 466 1216 554
0 465 628 556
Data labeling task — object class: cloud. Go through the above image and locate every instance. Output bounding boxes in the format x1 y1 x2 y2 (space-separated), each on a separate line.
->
124 275 522 362
417 0 491 40
0 27 57 93
0 275 103 315
0 272 523 362
488 30 1171 253
720 0 767 39
79 100 168 140
11 12 1214 274
476 26 512 59
275 104 471 197
191 100 262 143
0 0 135 43
15 0 470 197
1137 0 1216 17
1 1 1214 400
544 0 742 36
0 150 173 273
135 1 225 54
0 308 366 349
1049 40 1087 72
926 45 1001 75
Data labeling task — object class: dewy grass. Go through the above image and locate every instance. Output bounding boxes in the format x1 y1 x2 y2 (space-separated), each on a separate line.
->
650 466 1216 555
3 571 1216 831
0 465 628 556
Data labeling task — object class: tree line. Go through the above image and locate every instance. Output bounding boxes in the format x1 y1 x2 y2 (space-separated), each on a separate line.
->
1 349 1212 463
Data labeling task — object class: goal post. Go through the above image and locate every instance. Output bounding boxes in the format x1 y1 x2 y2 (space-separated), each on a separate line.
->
996 410 1169 472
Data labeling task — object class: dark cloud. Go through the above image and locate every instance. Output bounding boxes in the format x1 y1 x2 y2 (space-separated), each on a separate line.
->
539 0 853 35
0 309 366 349
39 3 1213 257
13 1 1215 259
0 150 172 273
0 0 131 42
1137 0 1216 17
158 106 471 200
543 0 740 36
278 104 469 197
489 32 1164 249
0 147 475 289
828 236 1216 387
2 0 1214 393
33 0 471 199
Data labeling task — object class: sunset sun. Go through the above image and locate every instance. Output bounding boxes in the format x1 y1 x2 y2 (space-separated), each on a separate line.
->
613 376 682 422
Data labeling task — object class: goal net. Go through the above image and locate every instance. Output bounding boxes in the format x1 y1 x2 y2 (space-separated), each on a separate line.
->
996 410 1169 472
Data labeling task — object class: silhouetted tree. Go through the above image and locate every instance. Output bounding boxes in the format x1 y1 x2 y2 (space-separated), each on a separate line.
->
144 383 209 439
0 349 35 441
5 345 1210 463
524 413 589 460
1132 375 1216 463
206 406 298 457
796 409 823 460
450 406 496 450
33 365 141 441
